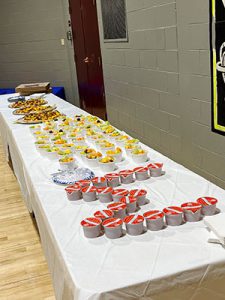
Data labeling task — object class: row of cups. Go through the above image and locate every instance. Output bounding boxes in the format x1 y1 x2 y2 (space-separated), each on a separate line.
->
66 181 148 206
65 163 164 200
81 197 219 239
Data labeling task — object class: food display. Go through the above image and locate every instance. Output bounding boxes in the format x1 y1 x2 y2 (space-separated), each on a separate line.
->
17 110 62 124
13 104 56 115
94 210 114 222
8 97 220 243
9 98 47 108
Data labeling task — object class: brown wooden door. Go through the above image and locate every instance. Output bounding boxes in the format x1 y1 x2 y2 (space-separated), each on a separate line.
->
69 0 107 120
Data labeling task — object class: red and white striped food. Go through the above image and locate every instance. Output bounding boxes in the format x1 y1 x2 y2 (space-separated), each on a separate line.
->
97 187 113 194
82 186 97 193
197 197 218 206
81 217 102 238
94 210 114 220
196 197 218 216
91 177 107 187
181 202 202 213
104 173 120 187
121 196 137 204
107 202 126 212
143 210 164 220
147 163 163 169
124 214 144 225
105 173 120 180
65 183 81 194
133 167 148 173
119 170 134 177
81 217 102 227
129 189 147 198
163 206 183 215
102 217 123 228
112 189 129 200
78 179 91 188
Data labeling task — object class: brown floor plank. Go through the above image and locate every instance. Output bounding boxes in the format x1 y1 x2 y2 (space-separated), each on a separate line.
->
0 142 55 299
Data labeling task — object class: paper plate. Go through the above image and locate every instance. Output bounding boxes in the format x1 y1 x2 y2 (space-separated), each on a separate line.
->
52 168 95 185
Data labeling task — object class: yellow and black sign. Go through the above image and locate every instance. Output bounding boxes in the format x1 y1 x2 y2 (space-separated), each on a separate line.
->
211 0 225 135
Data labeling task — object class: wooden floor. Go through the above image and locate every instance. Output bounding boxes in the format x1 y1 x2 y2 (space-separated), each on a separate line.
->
0 143 55 300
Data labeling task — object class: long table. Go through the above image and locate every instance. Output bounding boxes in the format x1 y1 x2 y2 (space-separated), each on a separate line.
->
1 93 225 300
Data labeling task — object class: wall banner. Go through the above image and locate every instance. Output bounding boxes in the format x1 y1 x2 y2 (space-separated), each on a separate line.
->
210 0 225 135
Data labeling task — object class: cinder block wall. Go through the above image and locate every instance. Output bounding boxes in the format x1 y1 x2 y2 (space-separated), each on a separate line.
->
97 0 225 189
0 0 79 105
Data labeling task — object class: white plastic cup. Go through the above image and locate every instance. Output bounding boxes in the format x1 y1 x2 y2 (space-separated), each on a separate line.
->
82 186 97 202
121 196 137 214
163 206 184 226
105 173 120 188
107 202 127 219
103 218 123 239
112 189 129 202
124 215 144 236
143 210 165 231
65 184 82 201
81 217 102 238
119 170 134 184
133 167 150 181
97 187 113 203
148 163 163 177
129 189 147 206
197 197 218 216
181 202 202 222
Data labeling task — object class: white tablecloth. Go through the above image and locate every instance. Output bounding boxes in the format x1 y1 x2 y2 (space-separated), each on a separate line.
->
1 93 225 300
